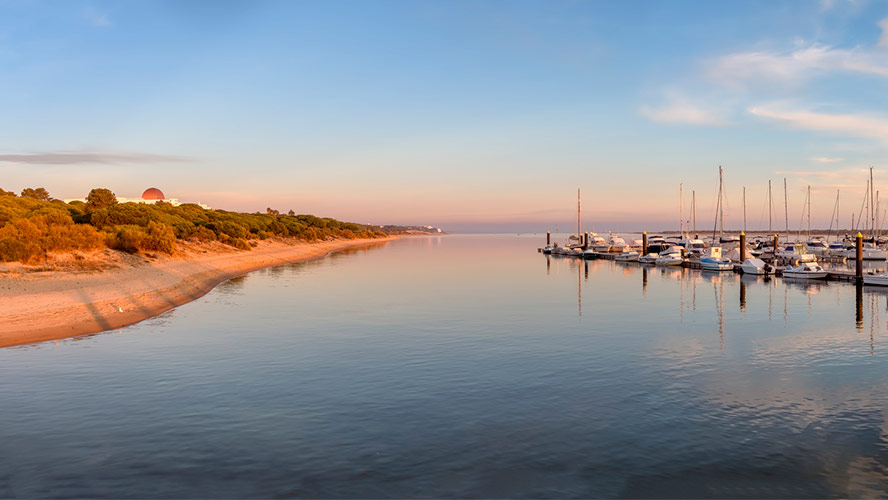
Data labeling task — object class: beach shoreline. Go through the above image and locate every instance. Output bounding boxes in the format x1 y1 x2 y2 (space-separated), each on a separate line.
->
0 236 401 349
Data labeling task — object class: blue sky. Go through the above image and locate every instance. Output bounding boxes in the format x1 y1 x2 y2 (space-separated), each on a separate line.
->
1 0 887 232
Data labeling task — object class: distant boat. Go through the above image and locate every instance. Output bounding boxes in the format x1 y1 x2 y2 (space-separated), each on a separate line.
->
614 251 639 262
655 246 685 266
778 243 817 263
700 247 732 271
844 243 888 261
783 262 828 279
638 253 658 264
806 237 829 256
740 258 773 275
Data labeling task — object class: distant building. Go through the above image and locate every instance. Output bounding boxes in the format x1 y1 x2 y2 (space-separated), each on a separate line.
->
65 187 212 210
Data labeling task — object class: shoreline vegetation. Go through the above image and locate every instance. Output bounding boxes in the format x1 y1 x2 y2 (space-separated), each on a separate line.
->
0 187 433 348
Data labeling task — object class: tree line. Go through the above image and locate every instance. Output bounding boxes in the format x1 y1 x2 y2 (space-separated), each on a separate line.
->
0 187 402 263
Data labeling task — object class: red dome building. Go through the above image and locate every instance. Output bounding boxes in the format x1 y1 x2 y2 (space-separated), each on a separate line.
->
141 187 165 200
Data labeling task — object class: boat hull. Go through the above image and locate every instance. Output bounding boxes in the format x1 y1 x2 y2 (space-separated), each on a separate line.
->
864 275 888 286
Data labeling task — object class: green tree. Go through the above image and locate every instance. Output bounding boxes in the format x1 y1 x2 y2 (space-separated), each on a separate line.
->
85 188 118 212
21 187 52 201
288 209 295 216
0 188 16 197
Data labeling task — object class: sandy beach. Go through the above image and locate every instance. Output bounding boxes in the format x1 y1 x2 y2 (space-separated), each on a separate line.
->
0 236 400 348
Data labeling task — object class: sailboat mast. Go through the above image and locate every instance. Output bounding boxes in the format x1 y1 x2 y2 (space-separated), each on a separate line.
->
719 166 724 237
679 183 684 238
743 186 747 233
768 179 772 233
784 178 789 240
871 166 876 240
577 188 581 240
807 185 811 241
692 190 697 238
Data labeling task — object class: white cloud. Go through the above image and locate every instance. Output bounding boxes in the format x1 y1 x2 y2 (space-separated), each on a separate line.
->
748 106 888 141
810 157 844 163
707 43 888 88
639 98 730 126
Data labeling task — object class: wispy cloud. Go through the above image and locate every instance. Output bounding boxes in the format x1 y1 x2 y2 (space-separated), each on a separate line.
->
748 106 888 141
0 151 192 165
639 96 730 126
84 7 111 27
880 17 888 47
707 43 888 88
810 156 844 163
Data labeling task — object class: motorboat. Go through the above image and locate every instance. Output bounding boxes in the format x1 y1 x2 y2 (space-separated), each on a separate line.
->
588 233 607 251
827 241 847 257
582 248 598 259
614 251 639 262
864 273 888 286
845 243 888 260
655 246 685 266
606 235 632 253
681 239 707 257
740 258 773 275
700 246 732 271
805 238 829 256
783 262 828 279
638 253 658 264
778 243 817 263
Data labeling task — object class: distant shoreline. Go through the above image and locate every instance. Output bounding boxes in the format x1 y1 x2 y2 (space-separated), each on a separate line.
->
0 237 401 349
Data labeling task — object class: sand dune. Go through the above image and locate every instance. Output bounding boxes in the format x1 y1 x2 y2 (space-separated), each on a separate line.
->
0 237 399 348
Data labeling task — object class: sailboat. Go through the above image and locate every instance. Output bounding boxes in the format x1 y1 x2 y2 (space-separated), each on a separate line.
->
845 169 888 260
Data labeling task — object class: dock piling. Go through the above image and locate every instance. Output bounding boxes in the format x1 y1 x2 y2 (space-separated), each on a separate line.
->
642 231 648 256
584 232 589 250
773 233 779 264
856 232 863 283
740 232 746 262
546 231 551 246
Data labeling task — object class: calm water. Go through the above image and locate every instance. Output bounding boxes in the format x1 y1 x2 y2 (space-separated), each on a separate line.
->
4 235 888 498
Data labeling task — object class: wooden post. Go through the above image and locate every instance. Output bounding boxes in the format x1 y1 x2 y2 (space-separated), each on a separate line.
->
740 232 746 262
857 232 863 282
773 233 779 263
856 282 863 331
547 231 551 246
584 232 589 250
642 231 648 256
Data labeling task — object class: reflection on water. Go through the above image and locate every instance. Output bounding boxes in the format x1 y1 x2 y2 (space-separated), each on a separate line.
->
3 235 888 498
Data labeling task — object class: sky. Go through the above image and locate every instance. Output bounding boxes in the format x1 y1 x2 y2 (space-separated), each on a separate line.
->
1 0 888 233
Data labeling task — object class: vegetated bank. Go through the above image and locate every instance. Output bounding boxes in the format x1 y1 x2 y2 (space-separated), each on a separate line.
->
0 187 409 264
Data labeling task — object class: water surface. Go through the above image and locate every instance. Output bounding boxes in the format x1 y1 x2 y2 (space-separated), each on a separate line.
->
3 235 888 498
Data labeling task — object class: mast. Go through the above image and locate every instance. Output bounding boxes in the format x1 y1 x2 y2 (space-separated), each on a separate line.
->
577 188 581 240
743 186 747 233
692 190 697 238
808 185 812 240
679 183 684 238
871 167 876 240
784 178 789 241
768 179 772 233
719 166 724 237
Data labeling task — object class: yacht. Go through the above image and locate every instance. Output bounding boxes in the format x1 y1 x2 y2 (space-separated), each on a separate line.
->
783 262 828 279
638 252 658 264
700 247 733 271
844 243 888 260
805 237 829 256
655 246 685 266
740 258 773 275
827 241 847 257
778 243 817 263
606 235 632 253
614 251 639 262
